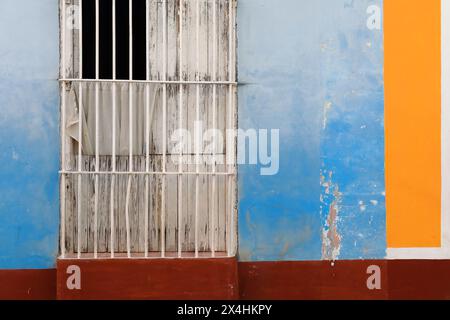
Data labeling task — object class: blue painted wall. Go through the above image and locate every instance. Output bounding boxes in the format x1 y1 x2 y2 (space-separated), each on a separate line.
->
238 0 386 261
0 0 386 269
0 0 59 269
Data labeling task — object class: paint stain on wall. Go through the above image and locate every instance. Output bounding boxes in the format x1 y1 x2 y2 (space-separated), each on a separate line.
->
238 0 386 261
321 170 342 260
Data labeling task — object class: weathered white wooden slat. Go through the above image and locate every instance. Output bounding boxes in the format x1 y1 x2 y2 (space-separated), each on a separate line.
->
63 0 236 257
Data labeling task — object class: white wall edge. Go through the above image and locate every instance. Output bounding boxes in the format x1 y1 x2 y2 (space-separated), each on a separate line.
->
387 248 450 260
441 0 450 254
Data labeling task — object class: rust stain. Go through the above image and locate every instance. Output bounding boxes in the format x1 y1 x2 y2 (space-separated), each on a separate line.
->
321 171 342 261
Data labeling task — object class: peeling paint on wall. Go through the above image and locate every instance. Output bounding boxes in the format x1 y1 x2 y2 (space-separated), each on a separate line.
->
321 170 342 261
0 0 388 268
238 0 386 261
319 0 386 260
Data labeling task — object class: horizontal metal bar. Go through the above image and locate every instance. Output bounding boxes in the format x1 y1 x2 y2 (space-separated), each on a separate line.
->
60 171 235 176
59 251 231 260
59 78 237 85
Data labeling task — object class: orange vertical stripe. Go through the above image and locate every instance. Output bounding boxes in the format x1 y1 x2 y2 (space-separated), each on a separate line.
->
385 0 441 247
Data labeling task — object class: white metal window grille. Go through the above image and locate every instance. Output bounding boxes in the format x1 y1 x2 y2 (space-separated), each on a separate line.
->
59 0 237 259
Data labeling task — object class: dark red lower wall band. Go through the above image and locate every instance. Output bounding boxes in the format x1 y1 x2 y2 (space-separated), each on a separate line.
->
2 260 450 300
239 260 450 300
0 269 56 300
388 260 450 300
239 260 389 300
57 258 239 300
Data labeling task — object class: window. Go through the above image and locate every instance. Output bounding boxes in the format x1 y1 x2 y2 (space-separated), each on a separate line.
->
60 0 237 259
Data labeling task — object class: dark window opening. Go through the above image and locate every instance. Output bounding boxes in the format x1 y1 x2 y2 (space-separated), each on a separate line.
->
82 0 147 80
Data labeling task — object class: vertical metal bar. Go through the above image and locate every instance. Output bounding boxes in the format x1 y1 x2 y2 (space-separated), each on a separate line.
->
110 0 116 259
77 0 83 260
211 0 217 258
129 0 134 170
227 0 234 257
177 0 184 258
144 0 150 258
125 0 133 258
232 0 237 257
161 0 168 258
77 0 84 257
232 0 237 258
94 0 100 259
194 0 200 258
60 0 67 259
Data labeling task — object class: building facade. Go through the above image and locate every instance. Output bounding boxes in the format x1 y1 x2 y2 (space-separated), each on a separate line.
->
0 0 449 299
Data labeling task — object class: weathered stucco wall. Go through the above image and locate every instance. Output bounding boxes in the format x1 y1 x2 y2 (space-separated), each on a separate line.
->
0 0 60 269
237 0 386 261
4 0 433 268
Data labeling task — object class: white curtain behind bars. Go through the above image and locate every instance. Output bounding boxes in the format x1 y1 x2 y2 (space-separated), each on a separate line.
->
66 82 161 156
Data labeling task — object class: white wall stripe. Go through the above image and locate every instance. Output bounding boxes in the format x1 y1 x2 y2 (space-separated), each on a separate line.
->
441 0 450 253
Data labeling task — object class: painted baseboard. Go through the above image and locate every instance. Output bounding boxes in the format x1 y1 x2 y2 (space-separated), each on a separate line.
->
0 269 56 300
239 260 389 300
239 260 450 300
2 260 450 300
57 258 239 300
